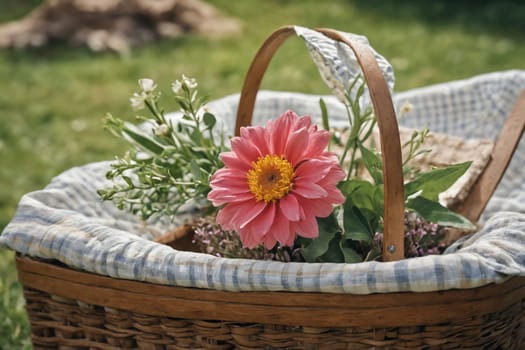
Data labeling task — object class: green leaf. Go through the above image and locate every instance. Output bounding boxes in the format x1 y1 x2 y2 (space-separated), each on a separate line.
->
203 112 216 129
189 160 201 180
406 196 476 230
364 245 382 262
339 180 382 217
319 98 329 131
122 175 134 187
358 144 383 185
177 99 191 111
339 179 372 200
372 184 384 217
404 162 472 201
300 215 339 262
319 236 345 263
339 241 363 263
122 123 165 154
342 198 374 244
102 113 125 136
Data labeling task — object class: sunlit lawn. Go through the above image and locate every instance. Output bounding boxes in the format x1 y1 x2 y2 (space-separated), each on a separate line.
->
1 0 524 348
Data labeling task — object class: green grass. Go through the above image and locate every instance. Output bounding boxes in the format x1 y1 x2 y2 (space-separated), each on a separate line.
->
1 0 525 348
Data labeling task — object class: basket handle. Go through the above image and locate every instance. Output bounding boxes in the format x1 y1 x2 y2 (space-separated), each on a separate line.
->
454 88 525 222
235 26 405 261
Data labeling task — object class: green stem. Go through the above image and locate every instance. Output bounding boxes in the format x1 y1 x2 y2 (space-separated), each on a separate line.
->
348 144 359 180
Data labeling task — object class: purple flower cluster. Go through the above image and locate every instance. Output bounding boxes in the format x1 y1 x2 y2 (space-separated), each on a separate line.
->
374 212 447 259
403 212 447 257
193 212 447 261
192 217 303 262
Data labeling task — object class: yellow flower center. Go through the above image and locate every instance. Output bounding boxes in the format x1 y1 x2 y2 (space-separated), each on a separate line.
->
247 155 295 203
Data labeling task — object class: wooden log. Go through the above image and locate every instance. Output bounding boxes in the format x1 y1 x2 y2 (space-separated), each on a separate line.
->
0 0 241 52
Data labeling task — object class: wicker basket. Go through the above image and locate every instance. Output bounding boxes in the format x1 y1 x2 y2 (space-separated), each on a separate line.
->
15 26 525 349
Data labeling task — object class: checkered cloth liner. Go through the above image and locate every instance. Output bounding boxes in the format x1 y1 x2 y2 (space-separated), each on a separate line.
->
1 27 524 294
294 26 395 104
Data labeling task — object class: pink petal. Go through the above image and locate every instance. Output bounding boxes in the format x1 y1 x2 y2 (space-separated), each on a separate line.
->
268 110 297 154
220 152 250 171
294 114 313 131
293 214 319 238
279 194 304 221
209 179 248 193
208 189 253 206
209 169 252 206
242 202 276 236
210 168 248 185
301 197 334 217
239 227 259 249
270 210 295 246
216 202 245 227
318 166 346 185
240 126 270 156
323 187 346 205
295 159 333 183
262 234 277 249
236 200 269 229
231 137 261 165
216 204 239 230
321 152 340 163
304 130 330 157
292 182 328 199
284 127 308 166
216 200 265 230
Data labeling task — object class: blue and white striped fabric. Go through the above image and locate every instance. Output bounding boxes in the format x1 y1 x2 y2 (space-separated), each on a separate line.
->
294 26 395 104
1 27 525 294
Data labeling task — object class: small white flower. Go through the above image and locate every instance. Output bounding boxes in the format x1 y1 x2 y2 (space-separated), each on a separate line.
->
172 75 198 95
182 74 198 89
399 101 413 117
171 80 182 94
130 92 146 110
154 124 170 136
139 78 156 92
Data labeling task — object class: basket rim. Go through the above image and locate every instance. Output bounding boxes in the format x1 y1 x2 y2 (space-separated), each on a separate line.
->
16 255 525 328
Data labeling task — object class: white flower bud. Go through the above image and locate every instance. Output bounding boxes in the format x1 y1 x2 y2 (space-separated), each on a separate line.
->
154 124 170 136
171 80 182 94
138 78 156 92
130 92 146 110
399 101 413 117
182 74 197 89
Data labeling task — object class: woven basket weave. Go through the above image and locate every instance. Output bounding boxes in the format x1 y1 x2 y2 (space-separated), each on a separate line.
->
15 26 525 349
16 257 525 349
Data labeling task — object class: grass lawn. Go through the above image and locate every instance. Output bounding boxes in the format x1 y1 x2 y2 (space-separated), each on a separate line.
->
1 0 524 348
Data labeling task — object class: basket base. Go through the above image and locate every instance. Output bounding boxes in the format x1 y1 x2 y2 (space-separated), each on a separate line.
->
16 255 525 350
23 286 525 350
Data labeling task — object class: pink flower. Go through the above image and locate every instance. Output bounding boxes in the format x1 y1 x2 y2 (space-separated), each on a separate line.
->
208 110 346 248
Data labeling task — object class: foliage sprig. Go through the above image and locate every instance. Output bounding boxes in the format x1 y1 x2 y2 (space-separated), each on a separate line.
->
298 75 475 263
98 76 226 221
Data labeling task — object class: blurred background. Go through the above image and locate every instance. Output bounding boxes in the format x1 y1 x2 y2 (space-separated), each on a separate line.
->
1 0 524 348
